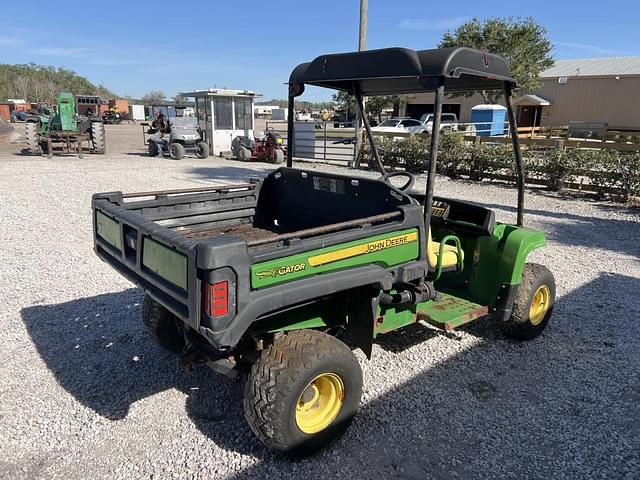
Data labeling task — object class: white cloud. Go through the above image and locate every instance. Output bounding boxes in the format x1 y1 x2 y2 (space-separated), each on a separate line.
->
554 41 624 56
398 16 468 31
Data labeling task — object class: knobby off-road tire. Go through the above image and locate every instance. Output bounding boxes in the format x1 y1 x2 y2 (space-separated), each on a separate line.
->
91 122 106 154
244 329 363 457
195 141 210 158
142 295 185 353
24 122 41 154
501 263 556 340
170 142 185 160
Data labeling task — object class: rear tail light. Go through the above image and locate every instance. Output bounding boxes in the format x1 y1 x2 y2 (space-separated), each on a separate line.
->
204 281 228 316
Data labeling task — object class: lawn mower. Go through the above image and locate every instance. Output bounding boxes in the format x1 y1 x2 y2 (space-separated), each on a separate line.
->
92 46 555 457
231 128 284 163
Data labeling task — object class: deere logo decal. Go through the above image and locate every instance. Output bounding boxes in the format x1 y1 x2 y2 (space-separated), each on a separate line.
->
256 262 307 279
308 232 418 267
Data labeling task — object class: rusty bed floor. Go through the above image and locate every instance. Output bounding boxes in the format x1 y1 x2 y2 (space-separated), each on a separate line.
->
175 222 279 241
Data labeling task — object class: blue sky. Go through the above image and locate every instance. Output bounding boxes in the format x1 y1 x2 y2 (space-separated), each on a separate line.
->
1 0 638 101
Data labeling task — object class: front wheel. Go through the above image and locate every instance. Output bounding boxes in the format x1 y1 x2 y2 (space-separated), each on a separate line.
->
169 142 185 160
500 263 556 340
244 329 362 457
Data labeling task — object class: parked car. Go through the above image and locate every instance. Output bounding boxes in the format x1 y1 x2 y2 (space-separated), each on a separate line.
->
371 117 426 136
420 113 459 133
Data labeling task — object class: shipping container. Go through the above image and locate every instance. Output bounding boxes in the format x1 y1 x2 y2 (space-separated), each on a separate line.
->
0 104 11 121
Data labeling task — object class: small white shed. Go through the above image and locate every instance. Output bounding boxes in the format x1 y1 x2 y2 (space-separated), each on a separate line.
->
128 104 146 121
181 89 257 156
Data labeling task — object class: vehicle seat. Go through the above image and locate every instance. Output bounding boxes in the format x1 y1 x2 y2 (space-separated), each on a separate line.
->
426 228 464 274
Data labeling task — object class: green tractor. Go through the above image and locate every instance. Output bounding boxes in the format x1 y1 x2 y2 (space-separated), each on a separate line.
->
24 92 106 157
92 47 556 457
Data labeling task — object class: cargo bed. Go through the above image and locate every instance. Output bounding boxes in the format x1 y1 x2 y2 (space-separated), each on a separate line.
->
92 168 427 348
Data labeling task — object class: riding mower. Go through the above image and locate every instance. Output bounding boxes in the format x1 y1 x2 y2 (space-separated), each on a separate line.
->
231 128 284 163
92 47 556 457
147 116 209 160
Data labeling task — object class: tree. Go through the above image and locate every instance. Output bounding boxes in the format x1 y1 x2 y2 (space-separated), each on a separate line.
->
142 90 166 105
439 17 554 103
12 75 30 100
365 96 393 122
332 91 356 118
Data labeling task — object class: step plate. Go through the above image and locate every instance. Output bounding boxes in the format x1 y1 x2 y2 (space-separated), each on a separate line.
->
417 293 489 332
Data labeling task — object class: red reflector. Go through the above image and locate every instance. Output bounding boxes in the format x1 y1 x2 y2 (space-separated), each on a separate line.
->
209 281 228 316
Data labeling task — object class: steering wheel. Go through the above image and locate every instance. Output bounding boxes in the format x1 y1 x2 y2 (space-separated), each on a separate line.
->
380 171 415 192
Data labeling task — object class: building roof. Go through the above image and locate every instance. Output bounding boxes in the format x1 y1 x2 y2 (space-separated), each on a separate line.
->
180 88 258 98
542 57 640 78
513 94 551 106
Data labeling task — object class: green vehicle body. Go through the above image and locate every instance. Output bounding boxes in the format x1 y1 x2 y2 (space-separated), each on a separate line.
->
33 93 78 134
248 222 545 339
91 46 557 456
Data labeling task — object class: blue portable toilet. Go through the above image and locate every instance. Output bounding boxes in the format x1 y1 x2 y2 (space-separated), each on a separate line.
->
471 105 507 136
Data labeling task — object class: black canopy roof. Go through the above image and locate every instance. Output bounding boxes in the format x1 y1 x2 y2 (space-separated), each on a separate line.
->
288 47 516 96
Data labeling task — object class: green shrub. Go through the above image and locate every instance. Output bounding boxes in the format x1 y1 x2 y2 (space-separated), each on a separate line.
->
357 133 640 202
589 150 640 201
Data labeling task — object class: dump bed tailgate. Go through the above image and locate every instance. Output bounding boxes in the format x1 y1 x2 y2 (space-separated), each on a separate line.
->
93 195 201 328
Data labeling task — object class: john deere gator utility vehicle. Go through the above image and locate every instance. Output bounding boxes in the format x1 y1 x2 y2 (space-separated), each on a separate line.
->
92 47 555 457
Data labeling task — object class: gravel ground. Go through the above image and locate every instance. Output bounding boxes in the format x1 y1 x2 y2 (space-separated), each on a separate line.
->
1 128 639 479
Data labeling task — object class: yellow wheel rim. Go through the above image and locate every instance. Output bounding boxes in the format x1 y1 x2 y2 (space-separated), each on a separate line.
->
295 373 344 434
529 285 551 326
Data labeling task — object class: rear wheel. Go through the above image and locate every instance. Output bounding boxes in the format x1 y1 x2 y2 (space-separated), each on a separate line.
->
270 148 285 164
195 141 209 158
501 263 555 340
24 122 41 154
169 142 185 160
91 122 106 154
148 141 159 157
244 329 362 457
238 145 251 161
142 295 185 353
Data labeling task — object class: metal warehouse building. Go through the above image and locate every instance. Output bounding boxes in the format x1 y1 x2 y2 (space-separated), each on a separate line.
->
405 56 640 129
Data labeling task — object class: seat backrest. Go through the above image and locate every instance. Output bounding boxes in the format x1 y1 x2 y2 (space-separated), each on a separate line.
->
426 227 438 269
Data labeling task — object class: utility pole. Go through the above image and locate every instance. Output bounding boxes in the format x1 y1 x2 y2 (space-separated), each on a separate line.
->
353 0 367 167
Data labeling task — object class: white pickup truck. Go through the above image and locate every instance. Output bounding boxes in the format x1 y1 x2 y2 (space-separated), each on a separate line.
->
420 112 459 134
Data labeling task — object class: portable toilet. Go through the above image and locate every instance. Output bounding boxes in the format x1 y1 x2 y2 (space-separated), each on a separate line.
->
470 104 507 136
180 88 257 156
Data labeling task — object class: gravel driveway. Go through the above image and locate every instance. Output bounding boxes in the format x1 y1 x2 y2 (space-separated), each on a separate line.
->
1 147 639 479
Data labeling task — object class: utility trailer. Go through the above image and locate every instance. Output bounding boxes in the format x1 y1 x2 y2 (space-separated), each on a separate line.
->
92 47 555 457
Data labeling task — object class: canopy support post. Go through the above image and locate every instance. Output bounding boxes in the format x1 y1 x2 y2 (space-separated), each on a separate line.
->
354 88 385 175
286 94 295 167
424 80 445 231
505 83 525 226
